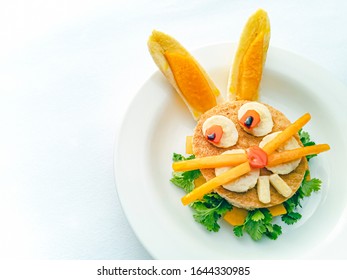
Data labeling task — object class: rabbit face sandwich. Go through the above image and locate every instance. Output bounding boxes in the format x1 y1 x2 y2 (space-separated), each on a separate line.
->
192 100 309 210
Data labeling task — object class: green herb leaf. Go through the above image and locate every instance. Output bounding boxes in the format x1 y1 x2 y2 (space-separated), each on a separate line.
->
301 178 321 196
265 224 282 240
170 153 201 193
251 210 265 221
191 193 232 232
282 170 321 225
233 225 244 237
172 152 195 162
281 212 302 225
235 209 282 241
244 218 267 241
170 171 198 193
299 129 317 161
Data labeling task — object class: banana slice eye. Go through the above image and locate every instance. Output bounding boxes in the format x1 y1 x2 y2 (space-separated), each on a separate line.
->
202 115 238 148
237 102 273 136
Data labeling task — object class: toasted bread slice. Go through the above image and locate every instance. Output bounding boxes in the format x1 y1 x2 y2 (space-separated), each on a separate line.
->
148 30 221 120
228 9 271 101
192 101 308 210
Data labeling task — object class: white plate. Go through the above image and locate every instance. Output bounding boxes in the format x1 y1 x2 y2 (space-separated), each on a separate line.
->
115 43 347 259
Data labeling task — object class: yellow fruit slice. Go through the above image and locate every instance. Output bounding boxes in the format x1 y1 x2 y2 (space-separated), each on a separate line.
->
165 52 217 115
148 30 221 120
224 207 248 226
224 203 287 227
267 204 287 216
194 175 206 188
228 9 270 101
185 136 193 154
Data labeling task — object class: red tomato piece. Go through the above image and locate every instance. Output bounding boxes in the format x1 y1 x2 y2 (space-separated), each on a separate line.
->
247 146 268 168
239 110 261 129
205 125 223 144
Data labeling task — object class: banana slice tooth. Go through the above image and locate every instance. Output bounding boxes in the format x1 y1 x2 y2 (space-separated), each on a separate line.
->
259 131 302 174
269 174 292 198
237 101 273 136
228 9 270 101
147 30 221 120
257 176 271 204
215 149 259 192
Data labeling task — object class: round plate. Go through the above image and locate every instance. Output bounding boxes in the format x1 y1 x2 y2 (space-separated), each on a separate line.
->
115 43 347 259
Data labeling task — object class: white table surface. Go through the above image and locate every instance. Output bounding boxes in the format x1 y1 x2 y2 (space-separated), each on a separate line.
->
0 0 346 260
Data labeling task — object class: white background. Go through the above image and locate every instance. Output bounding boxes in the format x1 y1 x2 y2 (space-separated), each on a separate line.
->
0 0 346 260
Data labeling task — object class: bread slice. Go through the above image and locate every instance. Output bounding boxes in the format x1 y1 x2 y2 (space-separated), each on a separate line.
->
192 101 308 210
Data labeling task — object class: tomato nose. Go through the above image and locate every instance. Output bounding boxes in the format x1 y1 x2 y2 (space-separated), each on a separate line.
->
246 146 268 168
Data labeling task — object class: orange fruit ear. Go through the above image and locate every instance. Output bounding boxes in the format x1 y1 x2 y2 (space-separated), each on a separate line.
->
228 9 271 101
165 52 217 116
148 30 221 120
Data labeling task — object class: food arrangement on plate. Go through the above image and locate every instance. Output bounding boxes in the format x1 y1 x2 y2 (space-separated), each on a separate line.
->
147 9 330 241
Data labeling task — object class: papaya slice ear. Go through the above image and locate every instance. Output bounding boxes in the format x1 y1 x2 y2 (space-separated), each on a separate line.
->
148 30 221 120
228 9 271 101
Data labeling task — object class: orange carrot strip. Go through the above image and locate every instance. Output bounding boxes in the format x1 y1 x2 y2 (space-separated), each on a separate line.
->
181 162 251 206
267 144 330 167
172 153 248 172
262 113 311 155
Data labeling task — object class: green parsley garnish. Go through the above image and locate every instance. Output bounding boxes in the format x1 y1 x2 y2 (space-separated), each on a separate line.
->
233 209 282 240
281 170 321 225
170 153 201 193
299 129 317 161
170 125 323 241
170 153 231 231
191 193 232 232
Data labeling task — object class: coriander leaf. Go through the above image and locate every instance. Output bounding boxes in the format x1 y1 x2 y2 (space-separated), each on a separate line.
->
262 209 273 224
298 129 317 161
282 170 321 225
170 153 201 193
301 178 321 196
306 153 317 161
265 224 282 240
244 218 267 241
251 210 265 221
298 129 310 144
172 153 195 162
233 225 244 237
283 198 297 213
235 209 282 241
191 193 232 232
281 211 302 225
170 172 195 193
